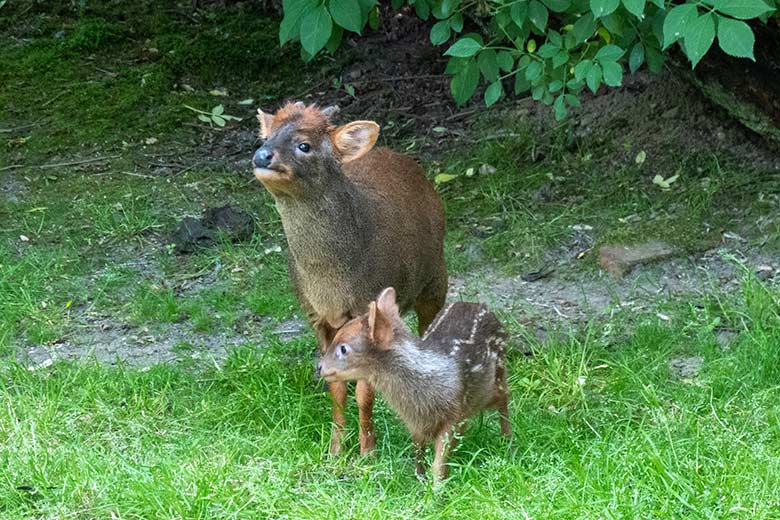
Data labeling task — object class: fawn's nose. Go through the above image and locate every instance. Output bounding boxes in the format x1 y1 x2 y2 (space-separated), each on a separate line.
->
253 147 273 168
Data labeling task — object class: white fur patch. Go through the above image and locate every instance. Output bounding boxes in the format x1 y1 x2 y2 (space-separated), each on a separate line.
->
422 303 454 341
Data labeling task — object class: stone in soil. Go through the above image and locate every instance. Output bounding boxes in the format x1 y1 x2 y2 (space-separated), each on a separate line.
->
668 356 704 379
201 205 255 242
168 217 217 254
599 240 676 278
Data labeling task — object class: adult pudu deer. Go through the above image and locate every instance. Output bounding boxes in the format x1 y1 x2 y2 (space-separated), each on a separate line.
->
252 102 447 455
317 287 512 482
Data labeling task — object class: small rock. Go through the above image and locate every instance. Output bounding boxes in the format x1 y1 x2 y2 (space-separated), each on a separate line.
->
201 205 255 242
599 240 676 278
756 265 774 281
668 356 704 380
715 329 738 350
479 164 497 175
168 217 216 254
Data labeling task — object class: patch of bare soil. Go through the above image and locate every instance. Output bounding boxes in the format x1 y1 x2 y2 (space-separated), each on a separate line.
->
18 312 308 370
0 173 27 204
450 243 779 346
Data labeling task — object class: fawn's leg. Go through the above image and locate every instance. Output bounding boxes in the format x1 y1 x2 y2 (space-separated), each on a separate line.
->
414 441 427 477
328 380 348 455
432 422 458 483
495 367 512 439
356 379 376 455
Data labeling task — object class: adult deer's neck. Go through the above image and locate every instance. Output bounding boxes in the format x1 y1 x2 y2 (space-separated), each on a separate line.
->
275 173 371 266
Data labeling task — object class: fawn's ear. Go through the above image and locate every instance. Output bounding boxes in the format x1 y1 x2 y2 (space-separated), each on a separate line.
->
368 301 394 348
330 121 379 163
376 287 400 321
257 109 275 139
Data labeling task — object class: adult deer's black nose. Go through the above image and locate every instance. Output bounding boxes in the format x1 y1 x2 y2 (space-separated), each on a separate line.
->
253 147 273 168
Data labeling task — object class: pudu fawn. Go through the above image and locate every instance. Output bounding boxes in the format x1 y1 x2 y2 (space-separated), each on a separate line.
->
252 102 448 455
317 287 512 481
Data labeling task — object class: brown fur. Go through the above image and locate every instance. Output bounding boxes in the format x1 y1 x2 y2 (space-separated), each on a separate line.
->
319 288 511 482
253 103 448 456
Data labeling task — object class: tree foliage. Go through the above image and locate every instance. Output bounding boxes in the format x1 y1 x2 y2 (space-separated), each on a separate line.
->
280 0 779 119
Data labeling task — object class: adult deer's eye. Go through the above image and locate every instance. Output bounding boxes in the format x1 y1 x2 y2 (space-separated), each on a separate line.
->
297 143 311 153
338 344 350 356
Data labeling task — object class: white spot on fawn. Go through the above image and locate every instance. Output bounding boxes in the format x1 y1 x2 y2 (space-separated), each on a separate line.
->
422 303 454 341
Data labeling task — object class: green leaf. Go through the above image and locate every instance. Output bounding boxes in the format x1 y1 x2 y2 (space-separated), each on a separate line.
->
329 0 363 32
542 0 571 12
574 59 593 81
683 12 715 68
450 59 479 105
662 3 698 49
553 94 567 120
368 5 380 30
629 42 645 73
572 13 596 43
525 60 543 80
497 50 515 72
391 0 403 8
510 2 528 28
212 115 227 127
565 93 581 107
586 62 602 92
552 49 569 68
478 50 499 82
538 44 559 58
450 13 464 32
430 20 451 44
532 84 546 100
485 81 503 106
716 15 755 59
595 44 624 62
280 0 311 45
414 0 430 20
300 5 333 55
601 61 622 86
212 104 224 115
622 0 644 18
515 73 532 94
714 0 773 19
445 37 482 57
548 79 563 92
325 24 344 52
435 173 459 184
197 114 212 123
646 46 664 72
590 0 620 18
529 0 549 31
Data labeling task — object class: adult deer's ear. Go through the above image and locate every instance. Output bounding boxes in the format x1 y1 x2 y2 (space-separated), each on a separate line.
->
330 121 379 163
368 301 393 348
322 105 340 120
257 109 275 139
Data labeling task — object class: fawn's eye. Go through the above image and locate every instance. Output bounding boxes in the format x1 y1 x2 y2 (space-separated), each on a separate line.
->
297 143 311 153
338 344 350 356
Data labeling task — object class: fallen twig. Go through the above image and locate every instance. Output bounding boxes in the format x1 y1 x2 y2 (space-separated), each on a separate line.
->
3 155 121 172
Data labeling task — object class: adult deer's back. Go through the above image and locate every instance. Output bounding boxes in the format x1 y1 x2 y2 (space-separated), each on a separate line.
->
252 102 447 454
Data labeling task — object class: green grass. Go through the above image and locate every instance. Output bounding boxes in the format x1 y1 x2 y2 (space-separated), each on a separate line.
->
2 282 780 518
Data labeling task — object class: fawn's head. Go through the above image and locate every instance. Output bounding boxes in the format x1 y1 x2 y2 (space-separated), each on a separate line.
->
252 101 379 196
317 287 403 382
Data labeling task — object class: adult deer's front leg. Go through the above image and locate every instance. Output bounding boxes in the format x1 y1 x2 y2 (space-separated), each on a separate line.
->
328 380 348 455
315 320 347 456
356 379 376 454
